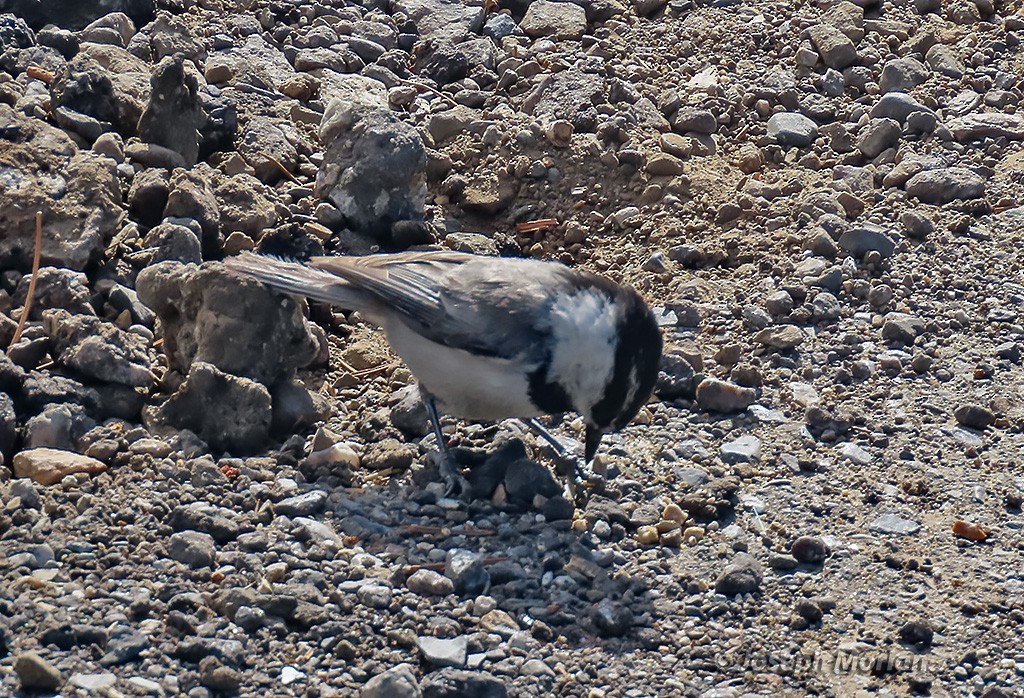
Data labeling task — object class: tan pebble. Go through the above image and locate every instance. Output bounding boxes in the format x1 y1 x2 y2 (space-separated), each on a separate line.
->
683 526 705 545
637 525 659 545
662 503 686 522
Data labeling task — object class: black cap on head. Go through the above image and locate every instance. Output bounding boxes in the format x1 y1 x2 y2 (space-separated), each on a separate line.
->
586 281 663 452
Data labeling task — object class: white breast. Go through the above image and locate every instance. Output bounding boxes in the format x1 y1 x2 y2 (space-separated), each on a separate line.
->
545 289 618 422
384 318 542 421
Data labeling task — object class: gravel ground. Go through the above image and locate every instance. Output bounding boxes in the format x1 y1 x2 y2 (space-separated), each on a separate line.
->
1 0 1023 696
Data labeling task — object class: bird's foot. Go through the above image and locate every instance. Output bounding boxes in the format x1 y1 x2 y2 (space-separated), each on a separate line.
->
436 450 472 501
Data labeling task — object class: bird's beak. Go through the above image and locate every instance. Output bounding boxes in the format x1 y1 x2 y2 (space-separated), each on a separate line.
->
584 425 603 463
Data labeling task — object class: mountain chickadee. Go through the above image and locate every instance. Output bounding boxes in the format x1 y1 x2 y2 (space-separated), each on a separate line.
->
224 251 663 495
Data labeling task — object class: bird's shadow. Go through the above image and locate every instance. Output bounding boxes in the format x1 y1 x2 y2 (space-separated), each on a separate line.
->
295 436 664 655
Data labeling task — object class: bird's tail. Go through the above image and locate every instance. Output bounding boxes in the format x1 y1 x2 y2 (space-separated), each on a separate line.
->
223 252 369 310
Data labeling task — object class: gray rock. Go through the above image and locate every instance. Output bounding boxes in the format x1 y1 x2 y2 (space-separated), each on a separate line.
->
270 379 330 433
421 669 506 698
521 0 586 39
99 629 148 666
753 325 805 350
362 665 421 698
0 106 124 272
316 95 427 245
947 113 1024 141
49 53 118 136
838 225 897 258
0 12 34 51
274 490 328 517
137 54 202 166
106 283 155 327
482 13 520 40
169 502 242 542
765 290 795 315
7 0 155 32
766 112 818 147
0 392 15 457
156 362 272 453
715 553 763 595
655 352 696 399
142 221 203 264
869 92 934 124
44 309 154 387
790 535 829 563
356 583 394 609
696 378 757 413
406 569 455 596
857 118 901 158
25 403 95 450
445 549 489 596
878 57 928 93
69 672 117 691
806 24 857 69
13 267 94 320
13 652 62 691
840 442 872 465
164 167 221 256
389 385 430 435
720 435 762 463
811 290 841 318
127 168 170 226
954 404 995 430
591 599 633 637
904 168 985 204
671 106 717 134
148 11 204 62
136 261 317 385
522 68 604 131
391 0 483 43
925 43 964 78
417 635 468 669
168 530 216 568
869 513 920 535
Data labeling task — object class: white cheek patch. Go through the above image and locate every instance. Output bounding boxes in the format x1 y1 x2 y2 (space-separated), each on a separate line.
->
546 289 618 420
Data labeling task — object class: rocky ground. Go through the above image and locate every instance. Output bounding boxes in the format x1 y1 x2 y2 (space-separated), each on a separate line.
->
1 0 1023 696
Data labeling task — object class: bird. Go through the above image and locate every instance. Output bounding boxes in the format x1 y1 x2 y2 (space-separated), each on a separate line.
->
224 250 663 497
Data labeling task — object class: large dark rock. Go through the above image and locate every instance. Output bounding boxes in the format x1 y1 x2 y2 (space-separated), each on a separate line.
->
163 166 221 256
154 361 271 453
316 85 427 245
135 261 318 385
0 105 124 271
44 309 155 388
138 54 203 167
49 53 118 134
0 13 34 52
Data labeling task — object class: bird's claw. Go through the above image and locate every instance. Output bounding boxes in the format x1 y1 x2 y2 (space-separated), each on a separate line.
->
436 450 472 501
549 448 605 503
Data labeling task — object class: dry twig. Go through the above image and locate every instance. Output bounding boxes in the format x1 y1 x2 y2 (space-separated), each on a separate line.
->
8 211 43 351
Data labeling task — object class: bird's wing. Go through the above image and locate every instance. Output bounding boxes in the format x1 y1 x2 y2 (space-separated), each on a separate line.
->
309 252 577 360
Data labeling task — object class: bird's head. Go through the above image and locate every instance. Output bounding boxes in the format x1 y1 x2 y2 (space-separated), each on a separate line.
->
581 283 663 462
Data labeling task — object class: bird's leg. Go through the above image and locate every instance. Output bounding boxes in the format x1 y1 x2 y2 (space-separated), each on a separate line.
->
522 418 596 498
424 396 471 499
